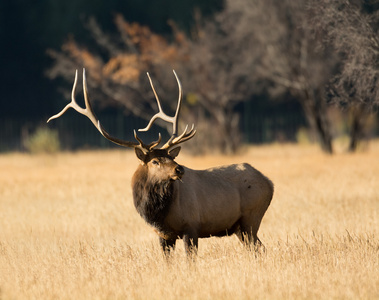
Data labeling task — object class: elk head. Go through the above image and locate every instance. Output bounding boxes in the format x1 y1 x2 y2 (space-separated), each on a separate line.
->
47 69 196 178
135 147 184 183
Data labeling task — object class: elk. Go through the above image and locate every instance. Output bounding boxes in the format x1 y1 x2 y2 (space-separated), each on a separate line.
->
48 69 274 255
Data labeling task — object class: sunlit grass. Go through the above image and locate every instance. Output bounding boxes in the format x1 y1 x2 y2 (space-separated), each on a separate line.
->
0 142 378 299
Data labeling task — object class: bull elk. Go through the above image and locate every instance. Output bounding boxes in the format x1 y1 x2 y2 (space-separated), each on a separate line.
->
48 69 274 255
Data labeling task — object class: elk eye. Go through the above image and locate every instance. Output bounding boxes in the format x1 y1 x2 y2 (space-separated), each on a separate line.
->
152 160 159 166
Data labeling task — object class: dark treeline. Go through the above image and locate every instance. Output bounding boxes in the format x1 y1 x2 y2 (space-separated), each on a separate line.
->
0 0 222 117
1 0 378 154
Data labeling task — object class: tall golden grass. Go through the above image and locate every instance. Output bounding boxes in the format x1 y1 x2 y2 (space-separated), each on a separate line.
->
0 142 378 299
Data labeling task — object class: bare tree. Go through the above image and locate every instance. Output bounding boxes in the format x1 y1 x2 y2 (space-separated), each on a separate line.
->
312 0 379 151
48 13 258 153
49 1 357 154
176 0 342 153
172 2 264 153
239 0 339 153
47 16 189 139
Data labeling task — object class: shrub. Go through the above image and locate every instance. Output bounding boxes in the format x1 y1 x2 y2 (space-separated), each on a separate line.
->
24 127 61 154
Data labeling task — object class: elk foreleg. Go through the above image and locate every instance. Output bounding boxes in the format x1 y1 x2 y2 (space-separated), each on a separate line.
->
183 230 198 256
159 237 176 255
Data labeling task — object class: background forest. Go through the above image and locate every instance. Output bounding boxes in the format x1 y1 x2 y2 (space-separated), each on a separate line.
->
1 0 379 153
1 2 378 298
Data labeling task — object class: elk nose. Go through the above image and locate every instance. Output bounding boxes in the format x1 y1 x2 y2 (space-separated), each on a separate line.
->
175 165 184 176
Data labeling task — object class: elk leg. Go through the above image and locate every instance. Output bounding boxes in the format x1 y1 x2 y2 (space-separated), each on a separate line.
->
239 228 265 251
238 227 253 245
159 237 176 254
238 216 265 250
183 231 198 256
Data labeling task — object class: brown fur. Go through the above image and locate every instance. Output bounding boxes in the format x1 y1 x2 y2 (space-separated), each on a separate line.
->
131 147 274 255
47 69 273 255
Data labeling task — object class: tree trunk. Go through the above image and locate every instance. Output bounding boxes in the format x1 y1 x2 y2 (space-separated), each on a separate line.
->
300 90 333 154
314 108 333 154
214 108 241 154
220 114 241 154
348 105 369 152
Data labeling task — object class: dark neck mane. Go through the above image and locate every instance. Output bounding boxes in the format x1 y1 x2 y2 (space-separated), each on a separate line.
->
132 166 175 232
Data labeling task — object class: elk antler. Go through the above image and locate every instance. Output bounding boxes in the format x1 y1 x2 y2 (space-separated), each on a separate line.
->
47 69 161 151
139 70 196 150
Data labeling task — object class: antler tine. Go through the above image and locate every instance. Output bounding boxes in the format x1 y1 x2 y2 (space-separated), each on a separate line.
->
138 72 179 134
139 70 183 136
172 69 183 137
81 69 139 147
47 70 84 123
172 124 196 144
47 69 157 149
134 130 162 151
148 132 162 149
139 70 195 150
161 124 197 149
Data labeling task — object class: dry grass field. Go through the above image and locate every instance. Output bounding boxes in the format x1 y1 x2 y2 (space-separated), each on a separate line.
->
0 142 378 299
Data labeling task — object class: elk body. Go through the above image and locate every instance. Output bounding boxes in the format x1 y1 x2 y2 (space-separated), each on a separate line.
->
48 69 274 255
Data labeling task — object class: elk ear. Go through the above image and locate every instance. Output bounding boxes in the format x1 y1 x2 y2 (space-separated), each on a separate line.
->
135 148 147 163
169 147 181 159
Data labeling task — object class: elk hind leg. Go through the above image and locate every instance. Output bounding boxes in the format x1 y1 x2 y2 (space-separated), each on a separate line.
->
159 237 176 255
238 215 264 251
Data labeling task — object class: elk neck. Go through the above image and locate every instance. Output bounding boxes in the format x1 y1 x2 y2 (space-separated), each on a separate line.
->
131 164 176 233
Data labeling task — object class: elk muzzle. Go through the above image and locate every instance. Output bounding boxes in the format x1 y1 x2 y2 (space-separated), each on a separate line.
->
171 164 185 181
